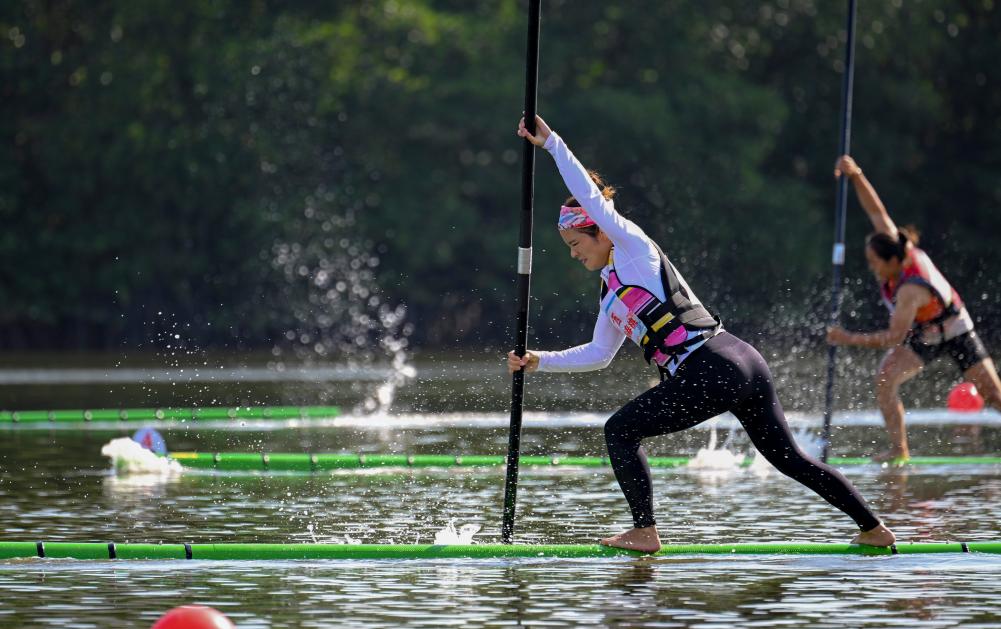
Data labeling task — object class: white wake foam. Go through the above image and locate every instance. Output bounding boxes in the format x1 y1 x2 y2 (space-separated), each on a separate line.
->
100 438 183 475
687 425 745 470
433 520 481 545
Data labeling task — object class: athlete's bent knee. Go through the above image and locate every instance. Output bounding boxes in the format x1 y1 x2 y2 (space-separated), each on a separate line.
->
603 415 623 442
874 370 901 400
603 413 636 450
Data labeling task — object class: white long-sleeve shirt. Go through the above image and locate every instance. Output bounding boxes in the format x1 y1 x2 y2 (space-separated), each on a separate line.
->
534 132 716 376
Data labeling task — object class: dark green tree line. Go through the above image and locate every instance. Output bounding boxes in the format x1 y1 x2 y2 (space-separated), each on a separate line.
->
2 1 999 351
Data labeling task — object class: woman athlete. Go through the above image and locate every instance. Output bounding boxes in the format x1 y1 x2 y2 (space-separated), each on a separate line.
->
827 155 1001 462
507 116 895 553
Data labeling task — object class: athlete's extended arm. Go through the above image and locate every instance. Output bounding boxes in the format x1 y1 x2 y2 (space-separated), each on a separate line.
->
518 115 637 247
826 284 927 349
835 155 898 238
508 312 626 374
537 313 626 372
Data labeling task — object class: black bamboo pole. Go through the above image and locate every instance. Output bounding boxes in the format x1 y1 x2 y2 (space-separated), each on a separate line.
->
821 0 859 463
501 0 542 544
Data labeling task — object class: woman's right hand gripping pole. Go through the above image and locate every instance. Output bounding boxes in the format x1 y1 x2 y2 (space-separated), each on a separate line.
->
507 350 540 374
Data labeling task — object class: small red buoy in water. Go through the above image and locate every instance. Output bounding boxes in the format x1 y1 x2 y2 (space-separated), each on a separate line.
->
151 606 235 629
947 382 985 412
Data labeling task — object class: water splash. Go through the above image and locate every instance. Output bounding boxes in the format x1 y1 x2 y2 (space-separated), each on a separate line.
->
100 438 183 475
433 520 481 545
748 447 774 477
687 424 745 470
794 428 826 459
359 311 417 414
270 195 415 414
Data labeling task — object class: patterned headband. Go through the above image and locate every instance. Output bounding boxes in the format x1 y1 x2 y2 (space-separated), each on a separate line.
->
557 205 596 231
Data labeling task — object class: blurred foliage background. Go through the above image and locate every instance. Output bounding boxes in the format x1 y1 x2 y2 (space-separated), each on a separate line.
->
2 0 1000 353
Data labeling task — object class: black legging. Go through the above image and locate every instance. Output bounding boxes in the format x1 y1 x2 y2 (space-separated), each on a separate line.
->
604 331 881 531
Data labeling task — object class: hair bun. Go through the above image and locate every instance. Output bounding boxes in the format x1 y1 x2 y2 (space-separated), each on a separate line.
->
563 170 616 207
898 225 921 247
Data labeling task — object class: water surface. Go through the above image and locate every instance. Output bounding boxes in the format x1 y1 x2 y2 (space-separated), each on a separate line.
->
2 421 1001 628
2 350 1000 627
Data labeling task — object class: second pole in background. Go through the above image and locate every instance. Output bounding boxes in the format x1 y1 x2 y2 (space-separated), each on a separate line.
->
821 0 859 463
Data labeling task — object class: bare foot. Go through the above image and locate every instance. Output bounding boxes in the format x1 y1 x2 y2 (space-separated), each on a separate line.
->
600 526 662 554
852 523 896 547
871 449 910 464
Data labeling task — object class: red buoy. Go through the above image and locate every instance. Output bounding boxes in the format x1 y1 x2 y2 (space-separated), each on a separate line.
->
151 606 235 629
947 382 985 412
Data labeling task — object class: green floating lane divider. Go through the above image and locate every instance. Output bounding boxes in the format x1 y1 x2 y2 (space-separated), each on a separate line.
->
167 452 1001 473
2 541 1000 561
0 406 341 424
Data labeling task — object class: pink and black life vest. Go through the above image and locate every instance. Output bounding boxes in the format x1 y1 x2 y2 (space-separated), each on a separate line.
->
599 243 720 368
880 247 964 337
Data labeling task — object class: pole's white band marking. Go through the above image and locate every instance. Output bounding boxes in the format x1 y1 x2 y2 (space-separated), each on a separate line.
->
832 243 846 265
518 247 533 275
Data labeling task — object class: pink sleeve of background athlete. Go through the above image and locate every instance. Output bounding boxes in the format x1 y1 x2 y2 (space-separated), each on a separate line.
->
535 311 626 372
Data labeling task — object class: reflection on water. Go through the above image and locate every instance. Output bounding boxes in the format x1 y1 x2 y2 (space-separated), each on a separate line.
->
2 554 1001 628
1 425 1001 627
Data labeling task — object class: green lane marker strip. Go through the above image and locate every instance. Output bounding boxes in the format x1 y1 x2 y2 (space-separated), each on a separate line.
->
167 452 1001 472
2 541 999 561
0 406 341 424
